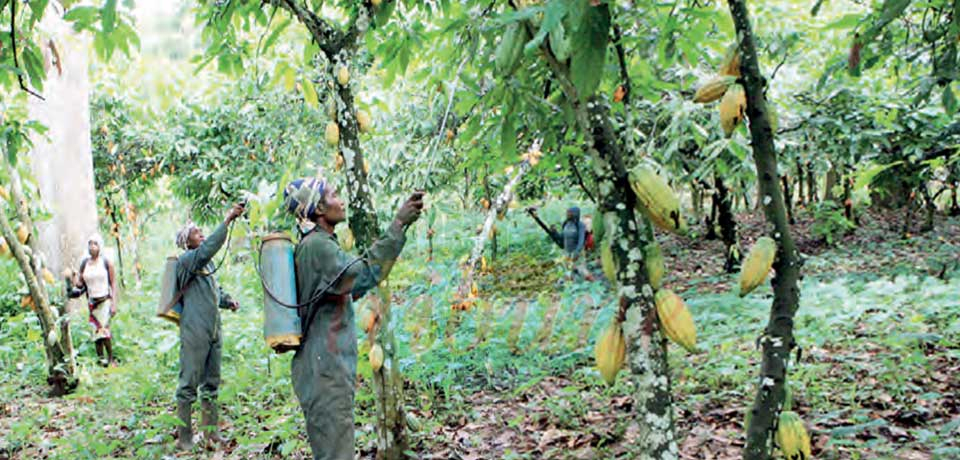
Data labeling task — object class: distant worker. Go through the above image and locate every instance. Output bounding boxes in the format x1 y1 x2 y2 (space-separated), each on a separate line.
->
525 206 595 281
68 234 119 367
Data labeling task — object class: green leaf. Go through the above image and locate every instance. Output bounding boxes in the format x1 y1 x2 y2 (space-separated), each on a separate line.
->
878 0 911 25
822 14 862 30
853 161 904 190
524 2 568 56
262 18 292 53
63 5 99 26
101 0 118 34
811 0 825 16
942 85 957 115
21 44 46 92
569 4 610 101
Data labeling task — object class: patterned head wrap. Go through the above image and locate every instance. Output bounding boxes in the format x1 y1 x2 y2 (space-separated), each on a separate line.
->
283 177 327 220
176 221 199 250
88 234 103 256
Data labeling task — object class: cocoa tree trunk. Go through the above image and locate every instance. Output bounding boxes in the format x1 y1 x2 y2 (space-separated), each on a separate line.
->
726 1 804 458
921 184 944 233
795 158 805 206
692 184 703 223
825 164 839 202
781 174 794 225
1 162 78 396
806 162 817 204
843 172 854 223
482 169 498 261
706 190 719 240
716 175 740 273
951 181 959 216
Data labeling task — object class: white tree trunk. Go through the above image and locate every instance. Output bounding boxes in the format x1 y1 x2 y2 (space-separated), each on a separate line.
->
27 4 99 310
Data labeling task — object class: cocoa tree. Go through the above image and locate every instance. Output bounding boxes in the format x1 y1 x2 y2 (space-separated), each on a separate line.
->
725 0 804 458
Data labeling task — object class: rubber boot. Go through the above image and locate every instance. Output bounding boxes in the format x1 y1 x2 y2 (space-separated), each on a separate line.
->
201 399 225 446
95 339 106 367
176 402 194 451
104 338 117 367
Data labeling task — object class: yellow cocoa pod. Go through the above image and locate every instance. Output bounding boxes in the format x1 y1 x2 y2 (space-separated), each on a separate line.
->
363 159 370 175
335 153 344 171
655 289 697 352
371 0 382 6
369 343 384 371
601 239 617 284
738 236 776 297
325 122 340 145
0 185 9 201
594 319 626 385
357 110 372 133
719 83 747 137
720 44 741 77
16 224 29 244
775 411 812 460
629 165 687 235
693 75 736 103
481 198 490 210
42 268 55 285
470 282 478 298
337 65 350 86
644 242 665 290
0 240 9 257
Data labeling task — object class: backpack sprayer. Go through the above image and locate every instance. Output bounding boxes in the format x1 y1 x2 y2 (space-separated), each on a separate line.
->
256 229 364 354
156 200 243 325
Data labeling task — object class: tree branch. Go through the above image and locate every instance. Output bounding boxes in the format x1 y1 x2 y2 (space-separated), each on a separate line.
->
612 23 631 104
568 154 596 203
9 0 45 100
267 0 343 54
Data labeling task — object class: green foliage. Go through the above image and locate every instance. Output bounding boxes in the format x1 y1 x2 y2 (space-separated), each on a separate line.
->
810 200 855 245
90 76 327 224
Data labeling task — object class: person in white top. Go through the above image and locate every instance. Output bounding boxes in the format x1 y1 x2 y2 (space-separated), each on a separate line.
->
69 234 119 367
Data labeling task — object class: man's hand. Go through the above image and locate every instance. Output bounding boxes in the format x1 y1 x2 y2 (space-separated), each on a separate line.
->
395 191 425 226
226 202 245 223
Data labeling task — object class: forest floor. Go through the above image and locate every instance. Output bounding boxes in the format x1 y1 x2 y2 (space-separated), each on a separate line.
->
0 206 958 460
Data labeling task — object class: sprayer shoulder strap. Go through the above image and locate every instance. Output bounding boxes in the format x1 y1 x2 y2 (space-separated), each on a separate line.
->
294 229 354 341
161 258 198 315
